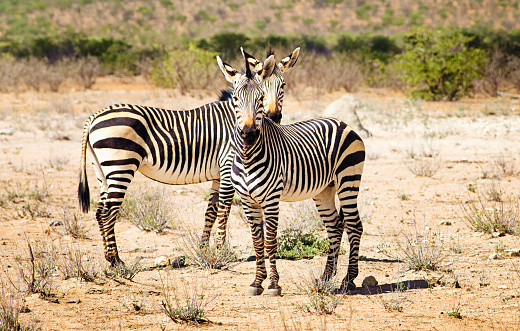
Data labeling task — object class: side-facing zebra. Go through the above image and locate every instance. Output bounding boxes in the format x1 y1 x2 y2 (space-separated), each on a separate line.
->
217 50 365 296
78 48 300 266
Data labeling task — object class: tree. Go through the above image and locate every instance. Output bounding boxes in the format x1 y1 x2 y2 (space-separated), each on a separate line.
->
395 27 486 101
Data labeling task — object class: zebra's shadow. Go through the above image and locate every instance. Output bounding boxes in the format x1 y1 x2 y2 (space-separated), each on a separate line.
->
344 279 430 296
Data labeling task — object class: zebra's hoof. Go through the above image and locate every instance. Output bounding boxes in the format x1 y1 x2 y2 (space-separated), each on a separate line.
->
267 287 282 297
339 280 356 293
247 286 264 296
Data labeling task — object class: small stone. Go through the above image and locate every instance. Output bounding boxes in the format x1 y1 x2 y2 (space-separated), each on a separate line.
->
492 232 506 238
154 256 169 267
498 285 508 289
362 275 378 288
488 253 498 260
439 220 452 226
505 249 520 257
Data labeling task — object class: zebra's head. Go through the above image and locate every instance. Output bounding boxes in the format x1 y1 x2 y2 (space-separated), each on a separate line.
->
217 48 276 147
242 47 300 124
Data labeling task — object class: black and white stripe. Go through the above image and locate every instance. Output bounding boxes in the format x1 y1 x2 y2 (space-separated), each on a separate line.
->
218 50 365 296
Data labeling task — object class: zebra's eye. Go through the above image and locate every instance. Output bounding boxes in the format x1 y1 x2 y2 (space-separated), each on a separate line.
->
281 82 286 88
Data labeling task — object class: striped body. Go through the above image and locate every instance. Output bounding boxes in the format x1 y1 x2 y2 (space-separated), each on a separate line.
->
232 117 365 293
78 102 236 265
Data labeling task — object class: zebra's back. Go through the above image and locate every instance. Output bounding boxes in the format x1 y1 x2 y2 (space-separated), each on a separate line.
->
88 102 235 185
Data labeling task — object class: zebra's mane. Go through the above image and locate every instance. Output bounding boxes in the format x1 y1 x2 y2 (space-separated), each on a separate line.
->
218 87 233 102
265 46 275 59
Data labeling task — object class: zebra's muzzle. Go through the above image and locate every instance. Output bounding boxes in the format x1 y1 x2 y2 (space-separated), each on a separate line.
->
240 125 260 146
267 110 282 124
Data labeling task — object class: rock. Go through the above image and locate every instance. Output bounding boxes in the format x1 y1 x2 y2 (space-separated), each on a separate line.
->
362 275 378 288
498 285 508 289
488 253 498 260
439 220 452 226
322 94 372 138
0 128 14 135
154 256 169 267
505 249 520 257
492 232 506 238
171 256 186 268
48 219 63 226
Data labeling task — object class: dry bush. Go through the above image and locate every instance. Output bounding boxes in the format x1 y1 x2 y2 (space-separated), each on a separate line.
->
407 157 442 177
104 257 143 281
0 55 25 92
120 185 175 233
293 267 343 315
160 273 218 324
57 244 100 282
459 190 520 235
21 57 47 92
0 283 40 331
285 54 365 99
74 56 101 89
54 207 90 239
178 227 238 270
378 221 449 271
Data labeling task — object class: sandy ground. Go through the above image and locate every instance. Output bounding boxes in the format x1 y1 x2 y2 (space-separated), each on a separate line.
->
1 76 520 330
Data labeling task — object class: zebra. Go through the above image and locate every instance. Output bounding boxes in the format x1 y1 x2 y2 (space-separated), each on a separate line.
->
217 50 365 296
78 48 300 266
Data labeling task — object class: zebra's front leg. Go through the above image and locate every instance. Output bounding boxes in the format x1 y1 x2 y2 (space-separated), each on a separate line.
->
244 203 266 296
264 202 282 296
201 180 220 245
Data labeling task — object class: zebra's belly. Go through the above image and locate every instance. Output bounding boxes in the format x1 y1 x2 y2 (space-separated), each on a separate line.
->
280 183 331 202
138 162 220 185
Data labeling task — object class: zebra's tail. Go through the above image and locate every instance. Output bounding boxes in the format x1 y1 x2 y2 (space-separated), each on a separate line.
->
78 118 92 213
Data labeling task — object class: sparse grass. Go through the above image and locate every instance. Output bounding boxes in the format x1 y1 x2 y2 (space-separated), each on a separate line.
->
121 185 175 233
0 283 40 331
46 155 69 171
12 236 56 296
377 283 409 312
398 193 410 201
55 207 90 239
294 267 343 315
104 257 143 281
160 273 217 324
178 228 238 270
459 190 520 235
407 157 441 177
378 221 449 271
57 244 100 282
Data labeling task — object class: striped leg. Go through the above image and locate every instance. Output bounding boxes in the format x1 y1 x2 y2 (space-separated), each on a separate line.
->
264 201 282 296
336 160 364 292
313 185 343 282
214 167 235 247
244 203 267 296
201 180 220 244
100 171 136 266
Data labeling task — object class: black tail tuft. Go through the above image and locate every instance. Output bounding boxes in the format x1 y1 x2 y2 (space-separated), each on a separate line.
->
78 175 90 213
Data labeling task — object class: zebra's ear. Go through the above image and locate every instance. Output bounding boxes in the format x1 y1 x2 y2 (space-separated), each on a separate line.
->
260 55 276 81
279 47 300 73
217 56 238 83
241 47 263 74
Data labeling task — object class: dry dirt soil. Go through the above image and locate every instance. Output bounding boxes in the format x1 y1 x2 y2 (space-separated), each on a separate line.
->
1 77 520 330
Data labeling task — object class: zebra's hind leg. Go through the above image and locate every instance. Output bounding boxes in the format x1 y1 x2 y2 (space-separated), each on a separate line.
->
214 172 236 248
336 177 363 292
244 203 267 296
313 185 343 284
200 180 220 245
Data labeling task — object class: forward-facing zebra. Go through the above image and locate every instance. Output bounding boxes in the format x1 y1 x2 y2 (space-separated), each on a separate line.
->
217 50 365 296
78 48 300 266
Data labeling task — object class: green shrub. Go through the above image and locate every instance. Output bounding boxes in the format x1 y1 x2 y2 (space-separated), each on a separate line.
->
197 32 250 60
150 44 220 95
395 27 486 101
276 229 328 260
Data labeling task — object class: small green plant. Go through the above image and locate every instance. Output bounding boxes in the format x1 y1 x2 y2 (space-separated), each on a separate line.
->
378 222 449 271
277 229 328 260
294 267 343 315
160 274 217 323
459 191 520 235
398 193 410 201
467 183 477 193
121 186 175 233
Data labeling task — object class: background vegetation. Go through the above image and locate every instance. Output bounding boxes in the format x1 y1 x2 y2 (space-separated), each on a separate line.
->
0 0 519 100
